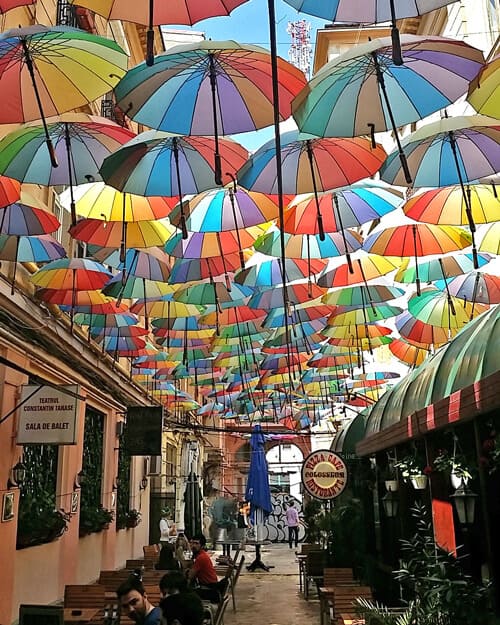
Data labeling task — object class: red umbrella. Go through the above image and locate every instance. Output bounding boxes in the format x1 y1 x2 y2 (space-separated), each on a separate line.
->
0 0 34 12
0 175 21 207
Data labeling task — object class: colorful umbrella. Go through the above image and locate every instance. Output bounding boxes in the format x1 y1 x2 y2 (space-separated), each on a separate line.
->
69 218 173 250
317 254 399 288
478 222 500 255
0 196 60 236
89 246 172 282
283 182 401 235
254 230 363 259
168 254 244 284
69 0 249 65
0 175 20 207
0 234 66 263
380 115 500 266
438 272 500 306
389 337 429 367
322 284 404 307
262 304 333 328
100 132 248 237
363 222 472 295
394 252 492 284
248 283 325 309
282 0 458 64
31 258 112 291
395 310 458 346
115 40 306 183
173 282 253 306
467 55 499 118
403 184 500 226
165 227 265 259
407 289 486 329
293 36 483 183
0 114 136 225
35 289 123 311
326 304 403 326
235 257 326 287
0 26 128 165
0 0 35 13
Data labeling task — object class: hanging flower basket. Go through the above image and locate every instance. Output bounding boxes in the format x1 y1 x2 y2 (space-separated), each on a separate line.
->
410 475 428 490
126 509 142 529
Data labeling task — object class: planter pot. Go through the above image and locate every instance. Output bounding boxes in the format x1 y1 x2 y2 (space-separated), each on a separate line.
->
126 518 140 529
450 471 468 489
411 475 428 490
385 480 399 492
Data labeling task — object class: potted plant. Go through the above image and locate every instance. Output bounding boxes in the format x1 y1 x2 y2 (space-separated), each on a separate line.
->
394 453 430 490
432 448 473 488
126 509 142 529
381 456 399 492
79 505 114 536
17 507 69 549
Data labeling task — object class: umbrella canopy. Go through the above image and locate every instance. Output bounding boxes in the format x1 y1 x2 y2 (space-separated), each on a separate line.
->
478 222 500 255
173 282 253 306
0 114 135 186
168 186 278 232
254 230 363 259
248 283 325 309
165 227 265 259
235 257 326 287
245 425 272 518
0 175 21 207
89 246 172 282
317 254 399 288
100 132 248 196
394 252 492 284
440 272 500 306
407 289 486 328
69 218 173 249
322 284 404 307
380 115 500 187
0 0 35 13
238 131 387 195
0 26 128 124
169 254 244 283
403 184 500 225
467 55 499 117
0 234 66 263
395 309 458 346
389 337 429 367
292 35 484 138
0 198 60 236
363 222 472 294
115 40 306 135
31 258 112 290
283 182 400 235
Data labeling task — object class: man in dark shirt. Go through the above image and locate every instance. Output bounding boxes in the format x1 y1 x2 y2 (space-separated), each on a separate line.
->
159 572 204 625
116 577 161 625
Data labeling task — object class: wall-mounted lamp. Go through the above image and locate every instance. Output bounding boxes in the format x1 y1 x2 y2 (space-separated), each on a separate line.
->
113 476 120 491
381 490 399 518
139 475 148 491
451 485 477 526
8 461 26 489
74 470 86 489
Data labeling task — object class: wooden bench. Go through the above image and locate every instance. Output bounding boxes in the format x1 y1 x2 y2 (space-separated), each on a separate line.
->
126 559 153 570
324 585 373 625
98 570 130 594
64 585 107 609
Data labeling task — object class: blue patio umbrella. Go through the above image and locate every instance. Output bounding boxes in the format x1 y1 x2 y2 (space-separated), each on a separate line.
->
245 424 272 519
245 424 273 571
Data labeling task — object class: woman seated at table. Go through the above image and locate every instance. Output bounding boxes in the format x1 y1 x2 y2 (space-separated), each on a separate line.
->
156 543 181 571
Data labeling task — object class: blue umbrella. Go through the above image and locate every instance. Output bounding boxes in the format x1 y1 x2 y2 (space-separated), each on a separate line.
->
245 424 273 571
245 424 272 518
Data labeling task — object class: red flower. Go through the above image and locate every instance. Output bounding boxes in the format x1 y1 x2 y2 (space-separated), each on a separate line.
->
423 465 433 476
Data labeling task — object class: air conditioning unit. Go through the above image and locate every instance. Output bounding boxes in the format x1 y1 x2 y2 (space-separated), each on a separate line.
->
148 455 162 476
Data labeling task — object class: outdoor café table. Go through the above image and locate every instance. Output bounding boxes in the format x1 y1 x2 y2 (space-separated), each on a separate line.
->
216 540 238 557
64 608 101 623
245 540 274 572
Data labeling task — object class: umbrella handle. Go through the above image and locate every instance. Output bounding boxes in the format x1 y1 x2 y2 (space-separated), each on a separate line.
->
146 29 154 66
389 0 403 65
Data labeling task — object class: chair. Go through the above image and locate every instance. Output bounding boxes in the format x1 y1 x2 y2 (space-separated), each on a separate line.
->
304 551 327 600
19 605 64 625
143 545 160 567
64 585 106 609
229 555 245 611
327 585 373 625
213 595 230 625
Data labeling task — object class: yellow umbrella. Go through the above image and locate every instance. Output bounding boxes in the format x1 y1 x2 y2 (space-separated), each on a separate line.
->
467 55 500 118
478 222 500 254
130 299 203 318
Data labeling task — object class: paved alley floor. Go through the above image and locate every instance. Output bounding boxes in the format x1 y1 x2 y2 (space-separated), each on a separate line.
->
222 543 320 625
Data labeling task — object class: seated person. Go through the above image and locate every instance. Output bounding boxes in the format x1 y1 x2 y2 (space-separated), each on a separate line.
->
116 576 161 625
175 531 190 570
187 533 226 604
156 542 181 571
159 572 204 625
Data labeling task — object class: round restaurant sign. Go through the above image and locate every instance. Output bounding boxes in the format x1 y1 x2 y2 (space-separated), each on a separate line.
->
301 450 348 500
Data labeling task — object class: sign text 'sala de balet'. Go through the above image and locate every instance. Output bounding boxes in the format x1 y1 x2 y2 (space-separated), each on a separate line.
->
301 450 348 500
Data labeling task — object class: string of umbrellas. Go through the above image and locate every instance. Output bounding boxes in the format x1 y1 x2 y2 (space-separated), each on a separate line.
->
0 0 498 431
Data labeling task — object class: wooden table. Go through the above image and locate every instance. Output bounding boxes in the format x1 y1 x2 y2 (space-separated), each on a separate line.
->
63 608 100 623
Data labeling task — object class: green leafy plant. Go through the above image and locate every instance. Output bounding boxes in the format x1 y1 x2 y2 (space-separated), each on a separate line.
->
394 454 427 479
432 449 473 480
355 598 413 625
126 509 142 528
79 505 114 536
394 503 491 625
17 507 69 549
302 498 322 543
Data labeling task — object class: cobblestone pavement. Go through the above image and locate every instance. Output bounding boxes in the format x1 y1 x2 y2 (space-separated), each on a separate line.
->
222 543 320 625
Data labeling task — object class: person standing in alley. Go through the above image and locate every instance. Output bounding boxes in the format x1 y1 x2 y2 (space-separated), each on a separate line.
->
285 500 300 549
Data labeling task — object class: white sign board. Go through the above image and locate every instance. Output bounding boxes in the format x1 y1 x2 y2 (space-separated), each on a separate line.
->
17 385 80 445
